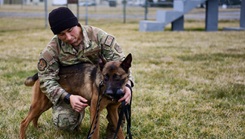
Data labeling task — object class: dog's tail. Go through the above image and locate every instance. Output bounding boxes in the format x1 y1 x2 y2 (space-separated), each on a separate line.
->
24 73 38 86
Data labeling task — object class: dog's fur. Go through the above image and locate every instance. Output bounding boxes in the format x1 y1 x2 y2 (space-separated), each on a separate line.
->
20 54 132 139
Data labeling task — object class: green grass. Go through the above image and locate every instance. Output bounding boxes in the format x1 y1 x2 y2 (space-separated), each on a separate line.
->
0 5 244 139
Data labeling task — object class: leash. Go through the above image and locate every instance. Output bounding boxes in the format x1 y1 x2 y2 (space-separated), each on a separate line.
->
87 81 104 139
113 101 132 139
113 85 133 139
87 80 133 139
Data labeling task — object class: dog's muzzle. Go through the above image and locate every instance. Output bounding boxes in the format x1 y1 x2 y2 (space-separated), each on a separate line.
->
104 88 124 100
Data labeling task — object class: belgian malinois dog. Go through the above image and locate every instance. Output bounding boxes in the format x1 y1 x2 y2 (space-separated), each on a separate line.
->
19 53 132 139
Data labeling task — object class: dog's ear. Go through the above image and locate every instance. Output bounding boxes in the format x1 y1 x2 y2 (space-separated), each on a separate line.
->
120 53 132 73
98 53 107 71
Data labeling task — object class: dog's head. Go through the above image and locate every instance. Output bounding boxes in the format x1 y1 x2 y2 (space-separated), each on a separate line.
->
99 53 132 100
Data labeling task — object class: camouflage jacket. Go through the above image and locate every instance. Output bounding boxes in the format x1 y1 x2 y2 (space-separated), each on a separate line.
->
37 25 132 105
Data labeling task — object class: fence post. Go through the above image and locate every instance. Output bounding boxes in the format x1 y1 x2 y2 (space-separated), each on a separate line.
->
240 0 245 28
205 0 219 31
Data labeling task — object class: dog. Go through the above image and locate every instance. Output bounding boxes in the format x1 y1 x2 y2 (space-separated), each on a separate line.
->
19 53 132 139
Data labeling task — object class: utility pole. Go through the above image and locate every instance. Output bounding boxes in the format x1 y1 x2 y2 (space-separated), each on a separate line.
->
123 0 127 23
44 0 48 28
144 0 148 20
85 0 88 25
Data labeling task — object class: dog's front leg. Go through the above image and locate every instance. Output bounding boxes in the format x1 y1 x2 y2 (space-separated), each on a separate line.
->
107 104 125 139
89 94 101 139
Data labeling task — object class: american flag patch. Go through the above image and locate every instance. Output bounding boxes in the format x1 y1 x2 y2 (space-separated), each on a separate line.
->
104 35 114 46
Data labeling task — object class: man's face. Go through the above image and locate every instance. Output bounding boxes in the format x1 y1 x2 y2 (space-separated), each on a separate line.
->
57 26 82 46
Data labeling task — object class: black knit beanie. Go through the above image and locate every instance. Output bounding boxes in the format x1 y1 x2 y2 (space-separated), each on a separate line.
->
48 7 78 34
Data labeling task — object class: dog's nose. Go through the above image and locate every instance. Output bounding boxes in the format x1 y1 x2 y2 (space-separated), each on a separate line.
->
105 89 113 95
116 89 124 97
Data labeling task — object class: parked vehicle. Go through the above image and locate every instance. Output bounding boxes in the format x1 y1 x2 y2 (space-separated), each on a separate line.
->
141 0 241 8
197 0 241 8
140 0 173 7
79 1 96 6
108 0 117 7
220 0 241 5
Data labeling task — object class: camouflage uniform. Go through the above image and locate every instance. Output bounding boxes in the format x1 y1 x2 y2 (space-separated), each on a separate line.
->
37 25 132 131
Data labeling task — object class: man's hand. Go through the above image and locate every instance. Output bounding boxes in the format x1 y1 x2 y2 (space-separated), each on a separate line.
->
118 84 132 105
70 95 88 112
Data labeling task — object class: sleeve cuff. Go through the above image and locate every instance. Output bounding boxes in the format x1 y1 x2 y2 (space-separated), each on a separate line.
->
60 91 69 100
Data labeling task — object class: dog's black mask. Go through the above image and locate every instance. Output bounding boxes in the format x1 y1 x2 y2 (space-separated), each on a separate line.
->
104 88 124 100
100 53 132 101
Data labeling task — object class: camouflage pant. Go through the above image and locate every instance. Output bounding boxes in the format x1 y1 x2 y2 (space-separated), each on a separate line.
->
52 101 85 131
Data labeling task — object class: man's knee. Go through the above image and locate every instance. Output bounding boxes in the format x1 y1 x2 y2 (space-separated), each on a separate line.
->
53 112 79 130
52 103 85 130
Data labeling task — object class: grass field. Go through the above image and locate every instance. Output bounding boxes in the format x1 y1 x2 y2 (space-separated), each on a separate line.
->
0 5 244 139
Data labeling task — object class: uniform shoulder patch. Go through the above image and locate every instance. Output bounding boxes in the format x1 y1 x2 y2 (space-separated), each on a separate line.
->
114 43 122 53
104 35 114 47
38 58 47 71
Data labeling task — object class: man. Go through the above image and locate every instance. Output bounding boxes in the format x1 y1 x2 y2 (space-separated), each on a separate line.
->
37 7 133 137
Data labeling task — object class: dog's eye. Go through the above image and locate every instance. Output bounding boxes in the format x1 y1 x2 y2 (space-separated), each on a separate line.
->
113 74 121 81
104 74 109 82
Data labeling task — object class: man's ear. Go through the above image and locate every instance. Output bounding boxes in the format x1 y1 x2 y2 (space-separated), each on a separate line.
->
120 53 132 73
